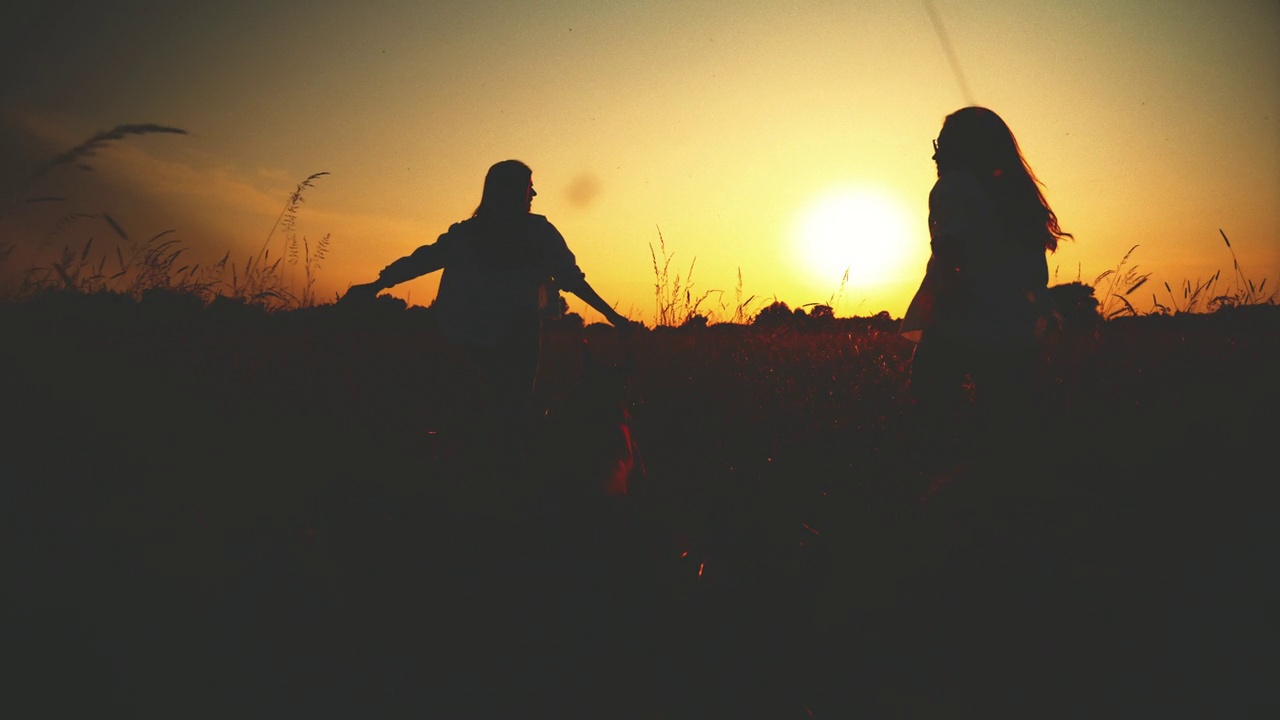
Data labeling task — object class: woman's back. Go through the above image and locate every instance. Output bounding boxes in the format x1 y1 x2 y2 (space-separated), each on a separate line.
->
928 168 1048 342
434 213 584 346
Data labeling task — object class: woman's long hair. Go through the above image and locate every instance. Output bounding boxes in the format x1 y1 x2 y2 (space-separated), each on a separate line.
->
469 159 537 267
473 159 533 217
934 107 1071 252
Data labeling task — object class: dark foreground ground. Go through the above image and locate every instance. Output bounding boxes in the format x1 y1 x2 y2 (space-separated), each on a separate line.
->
2 295 1277 719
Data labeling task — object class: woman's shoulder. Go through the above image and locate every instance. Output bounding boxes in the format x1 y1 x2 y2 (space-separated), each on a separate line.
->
440 217 477 240
931 169 986 200
527 213 557 230
929 170 992 223
526 213 568 241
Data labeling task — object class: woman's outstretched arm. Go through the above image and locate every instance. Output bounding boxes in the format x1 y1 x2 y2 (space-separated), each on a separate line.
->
341 237 451 301
374 242 448 288
565 281 637 329
540 219 640 329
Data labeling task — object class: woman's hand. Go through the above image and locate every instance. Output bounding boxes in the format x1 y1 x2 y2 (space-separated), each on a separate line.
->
340 281 384 304
610 315 645 336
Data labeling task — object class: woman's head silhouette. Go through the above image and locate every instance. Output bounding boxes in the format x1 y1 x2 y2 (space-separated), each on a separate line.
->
475 159 536 217
934 106 1070 252
933 106 1022 179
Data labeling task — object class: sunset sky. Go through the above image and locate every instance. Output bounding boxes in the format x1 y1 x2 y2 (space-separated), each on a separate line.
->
2 0 1277 323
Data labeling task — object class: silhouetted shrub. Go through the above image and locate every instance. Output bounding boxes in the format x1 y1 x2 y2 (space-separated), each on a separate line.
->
1049 281 1101 327
806 304 834 322
753 301 795 327
681 313 709 330
139 287 205 317
206 295 268 324
546 310 585 332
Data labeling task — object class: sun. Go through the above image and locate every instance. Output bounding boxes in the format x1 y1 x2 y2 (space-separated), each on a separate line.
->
793 187 914 288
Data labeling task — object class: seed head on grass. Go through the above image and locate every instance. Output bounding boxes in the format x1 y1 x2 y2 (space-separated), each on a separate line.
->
29 124 188 183
259 171 329 262
1215 229 1275 308
1093 244 1151 318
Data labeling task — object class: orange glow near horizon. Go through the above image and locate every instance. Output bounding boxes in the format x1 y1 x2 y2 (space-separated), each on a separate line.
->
1 1 1276 323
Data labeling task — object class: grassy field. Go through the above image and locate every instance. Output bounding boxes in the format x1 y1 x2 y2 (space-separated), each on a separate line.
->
2 291 1277 719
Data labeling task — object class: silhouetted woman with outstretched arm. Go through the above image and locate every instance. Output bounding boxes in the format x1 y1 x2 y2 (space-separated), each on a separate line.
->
901 107 1071 459
343 160 636 468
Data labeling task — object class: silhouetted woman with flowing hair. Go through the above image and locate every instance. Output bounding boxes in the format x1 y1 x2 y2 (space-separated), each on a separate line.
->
901 107 1071 465
343 160 636 473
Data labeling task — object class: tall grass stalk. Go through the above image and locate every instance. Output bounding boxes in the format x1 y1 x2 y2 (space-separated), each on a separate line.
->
20 227 300 309
1092 244 1151 318
1103 231 1274 317
829 267 850 316
1152 273 1221 315
293 233 331 307
23 226 217 301
259 171 329 266
1216 229 1273 308
728 267 758 325
28 124 189 184
3 124 189 225
2 130 333 310
650 226 717 326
